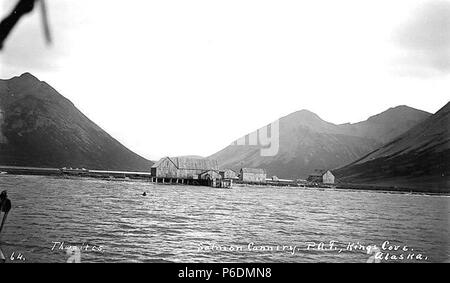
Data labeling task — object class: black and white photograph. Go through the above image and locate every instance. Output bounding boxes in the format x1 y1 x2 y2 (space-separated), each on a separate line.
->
0 0 449 267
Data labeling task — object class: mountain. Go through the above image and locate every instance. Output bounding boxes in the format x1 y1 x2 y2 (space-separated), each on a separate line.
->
335 102 450 191
338 105 431 144
0 73 153 171
209 107 431 179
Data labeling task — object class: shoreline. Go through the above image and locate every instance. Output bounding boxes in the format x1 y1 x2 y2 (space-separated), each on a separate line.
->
0 166 448 196
232 181 449 196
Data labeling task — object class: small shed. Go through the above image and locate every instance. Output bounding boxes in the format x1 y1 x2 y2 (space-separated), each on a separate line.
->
199 169 222 187
307 170 335 184
220 169 238 180
322 170 335 184
240 168 267 183
199 170 222 181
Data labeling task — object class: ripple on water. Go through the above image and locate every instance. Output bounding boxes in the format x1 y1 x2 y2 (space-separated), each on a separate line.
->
0 175 448 263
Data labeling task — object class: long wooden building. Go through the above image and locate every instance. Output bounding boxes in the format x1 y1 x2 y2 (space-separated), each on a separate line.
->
151 157 219 180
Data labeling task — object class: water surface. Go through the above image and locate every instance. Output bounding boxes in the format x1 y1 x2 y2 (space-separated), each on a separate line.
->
0 175 448 263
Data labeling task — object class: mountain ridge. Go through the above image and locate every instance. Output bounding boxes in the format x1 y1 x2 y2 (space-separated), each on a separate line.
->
209 104 432 179
0 73 153 171
334 102 449 191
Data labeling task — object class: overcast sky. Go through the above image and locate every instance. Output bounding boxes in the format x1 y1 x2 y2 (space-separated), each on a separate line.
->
0 0 449 160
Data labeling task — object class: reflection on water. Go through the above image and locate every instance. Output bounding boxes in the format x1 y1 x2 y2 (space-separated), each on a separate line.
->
0 175 448 263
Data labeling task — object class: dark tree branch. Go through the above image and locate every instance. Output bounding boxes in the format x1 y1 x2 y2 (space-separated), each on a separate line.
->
0 0 36 49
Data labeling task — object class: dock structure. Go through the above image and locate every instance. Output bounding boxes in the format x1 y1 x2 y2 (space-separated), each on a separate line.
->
0 161 237 188
0 166 153 180
150 157 233 187
0 166 61 176
88 169 152 179
60 168 153 180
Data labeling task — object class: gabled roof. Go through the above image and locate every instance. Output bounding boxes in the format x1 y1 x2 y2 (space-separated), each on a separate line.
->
152 157 219 170
199 169 221 176
151 157 173 168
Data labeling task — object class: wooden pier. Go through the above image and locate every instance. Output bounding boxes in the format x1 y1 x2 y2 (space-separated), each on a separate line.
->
0 166 233 188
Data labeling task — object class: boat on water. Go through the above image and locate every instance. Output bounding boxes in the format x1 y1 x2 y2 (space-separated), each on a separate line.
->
0 172 7 175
